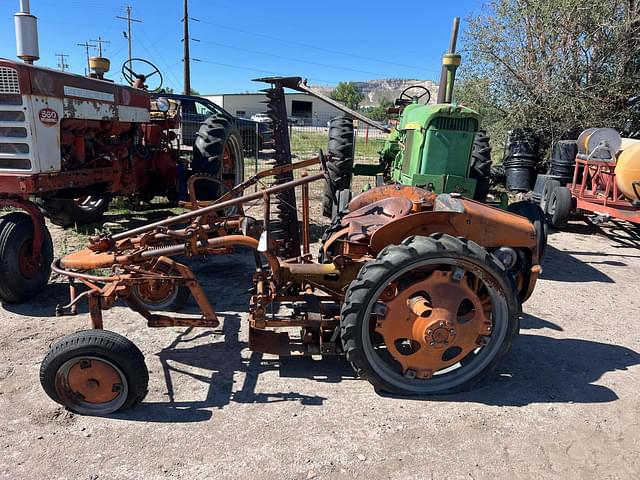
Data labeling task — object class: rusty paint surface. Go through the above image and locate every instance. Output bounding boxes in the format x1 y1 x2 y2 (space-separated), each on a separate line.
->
370 205 537 258
66 358 122 404
376 270 492 379
347 184 435 213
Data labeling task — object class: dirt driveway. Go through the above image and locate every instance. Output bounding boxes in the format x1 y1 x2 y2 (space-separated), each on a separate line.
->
0 221 639 480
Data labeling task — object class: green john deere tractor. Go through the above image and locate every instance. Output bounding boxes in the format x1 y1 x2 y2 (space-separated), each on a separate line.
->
373 88 491 200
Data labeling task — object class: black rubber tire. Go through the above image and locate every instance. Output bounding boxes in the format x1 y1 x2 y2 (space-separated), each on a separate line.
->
489 164 506 189
540 179 560 214
507 201 548 261
192 114 244 200
322 117 355 218
130 264 190 311
470 129 493 202
0 212 53 304
548 186 572 229
38 195 111 228
40 330 148 415
340 234 520 396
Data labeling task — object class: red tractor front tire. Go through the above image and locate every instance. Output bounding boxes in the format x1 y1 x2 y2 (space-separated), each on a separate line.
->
0 212 53 304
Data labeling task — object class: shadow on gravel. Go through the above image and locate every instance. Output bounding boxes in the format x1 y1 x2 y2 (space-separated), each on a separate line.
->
596 219 640 250
540 245 615 283
379 332 639 407
114 314 348 423
519 313 563 331
1 282 86 317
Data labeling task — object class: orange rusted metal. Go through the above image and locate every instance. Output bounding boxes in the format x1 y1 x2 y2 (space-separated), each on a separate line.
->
347 184 435 213
51 155 540 376
370 207 537 258
66 358 123 404
375 270 492 379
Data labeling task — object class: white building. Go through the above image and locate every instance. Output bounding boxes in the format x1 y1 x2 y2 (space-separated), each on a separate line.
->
204 92 347 127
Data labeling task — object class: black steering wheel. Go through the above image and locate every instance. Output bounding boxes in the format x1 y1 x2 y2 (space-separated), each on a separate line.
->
399 85 431 104
121 58 163 91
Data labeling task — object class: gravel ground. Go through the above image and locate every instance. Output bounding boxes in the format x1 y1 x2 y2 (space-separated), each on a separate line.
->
0 220 639 480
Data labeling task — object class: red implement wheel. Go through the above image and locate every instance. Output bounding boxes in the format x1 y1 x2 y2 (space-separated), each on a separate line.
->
130 264 190 311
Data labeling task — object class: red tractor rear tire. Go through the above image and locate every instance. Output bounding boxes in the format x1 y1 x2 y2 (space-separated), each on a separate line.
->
0 212 53 304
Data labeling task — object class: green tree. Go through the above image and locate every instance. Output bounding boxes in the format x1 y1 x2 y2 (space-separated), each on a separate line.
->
189 88 201 96
361 97 394 121
458 0 640 156
330 82 365 110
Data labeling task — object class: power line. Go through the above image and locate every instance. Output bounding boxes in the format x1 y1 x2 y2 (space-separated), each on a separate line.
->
136 29 182 91
77 41 96 75
116 5 142 67
55 53 69 72
90 36 111 57
196 59 336 86
195 38 396 79
196 18 441 77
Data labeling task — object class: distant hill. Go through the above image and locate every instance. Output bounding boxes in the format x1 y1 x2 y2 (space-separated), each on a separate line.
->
312 79 439 107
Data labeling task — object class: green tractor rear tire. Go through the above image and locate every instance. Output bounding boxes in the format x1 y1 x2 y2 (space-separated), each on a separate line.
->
470 129 493 202
323 117 355 218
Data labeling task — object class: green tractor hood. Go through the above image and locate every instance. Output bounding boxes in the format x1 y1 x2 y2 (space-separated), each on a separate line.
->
388 103 480 195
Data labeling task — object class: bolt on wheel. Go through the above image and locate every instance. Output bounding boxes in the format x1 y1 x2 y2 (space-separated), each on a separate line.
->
54 356 129 415
341 234 520 395
40 330 148 415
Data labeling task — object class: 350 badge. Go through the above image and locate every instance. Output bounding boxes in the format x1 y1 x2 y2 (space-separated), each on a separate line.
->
39 108 59 126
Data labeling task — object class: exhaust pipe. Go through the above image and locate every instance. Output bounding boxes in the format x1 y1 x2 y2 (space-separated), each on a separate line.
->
436 17 461 104
14 0 39 64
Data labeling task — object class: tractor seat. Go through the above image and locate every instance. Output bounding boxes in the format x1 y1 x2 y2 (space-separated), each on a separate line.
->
341 196 413 242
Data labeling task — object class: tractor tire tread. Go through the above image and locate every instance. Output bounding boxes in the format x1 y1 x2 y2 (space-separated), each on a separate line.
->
340 233 519 395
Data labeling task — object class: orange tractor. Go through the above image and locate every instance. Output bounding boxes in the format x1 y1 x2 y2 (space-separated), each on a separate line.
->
40 98 543 412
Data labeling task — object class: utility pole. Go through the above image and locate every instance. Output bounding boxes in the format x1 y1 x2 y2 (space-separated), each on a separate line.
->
116 5 141 67
55 52 69 71
90 36 111 57
182 0 190 95
77 41 96 75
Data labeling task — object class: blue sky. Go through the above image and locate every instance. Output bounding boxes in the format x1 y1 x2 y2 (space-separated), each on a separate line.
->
0 0 483 94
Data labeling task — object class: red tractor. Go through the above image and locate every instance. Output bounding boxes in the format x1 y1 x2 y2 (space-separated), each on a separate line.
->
0 57 243 304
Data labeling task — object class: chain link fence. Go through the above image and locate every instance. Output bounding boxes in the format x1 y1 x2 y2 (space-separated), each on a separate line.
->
240 114 387 224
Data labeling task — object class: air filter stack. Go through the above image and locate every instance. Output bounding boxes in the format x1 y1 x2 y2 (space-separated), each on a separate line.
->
503 128 539 191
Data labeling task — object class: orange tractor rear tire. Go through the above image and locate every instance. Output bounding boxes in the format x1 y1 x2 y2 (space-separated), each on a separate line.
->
340 233 520 395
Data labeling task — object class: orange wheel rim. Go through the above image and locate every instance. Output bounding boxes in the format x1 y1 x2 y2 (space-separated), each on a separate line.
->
66 358 123 404
18 241 38 279
222 142 235 191
376 269 492 379
135 279 175 303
